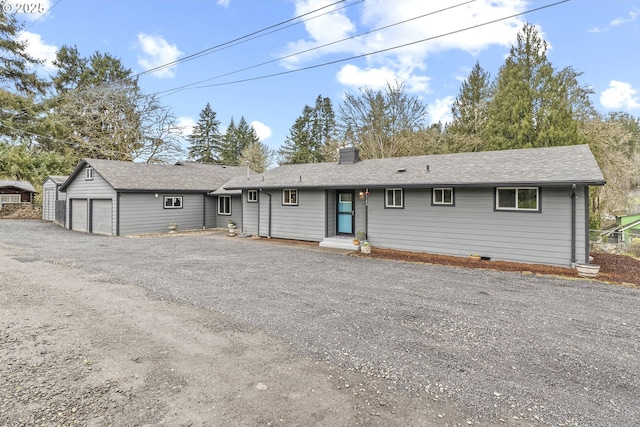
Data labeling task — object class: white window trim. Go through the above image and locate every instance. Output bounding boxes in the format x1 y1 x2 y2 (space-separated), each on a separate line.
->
218 195 231 215
247 190 258 203
385 188 403 208
0 194 20 204
163 196 183 209
282 189 298 206
496 187 539 211
85 167 94 180
433 188 454 205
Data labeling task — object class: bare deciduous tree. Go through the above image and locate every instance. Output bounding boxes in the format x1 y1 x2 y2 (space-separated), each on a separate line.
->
338 82 427 159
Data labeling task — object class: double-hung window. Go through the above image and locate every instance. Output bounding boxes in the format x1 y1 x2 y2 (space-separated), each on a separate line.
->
283 189 298 206
85 167 94 180
496 187 539 211
385 188 403 208
164 196 182 209
433 188 454 205
247 190 258 203
218 195 231 215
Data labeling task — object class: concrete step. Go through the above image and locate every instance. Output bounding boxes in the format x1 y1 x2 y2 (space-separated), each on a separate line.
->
319 236 359 250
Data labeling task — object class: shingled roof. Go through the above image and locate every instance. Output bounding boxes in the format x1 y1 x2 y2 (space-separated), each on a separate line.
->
0 180 36 193
44 175 68 185
60 159 251 193
223 145 605 190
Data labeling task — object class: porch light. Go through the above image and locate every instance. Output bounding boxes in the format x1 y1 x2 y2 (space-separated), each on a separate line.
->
359 190 365 200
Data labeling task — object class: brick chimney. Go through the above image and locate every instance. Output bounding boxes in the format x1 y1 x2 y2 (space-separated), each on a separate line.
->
338 147 360 164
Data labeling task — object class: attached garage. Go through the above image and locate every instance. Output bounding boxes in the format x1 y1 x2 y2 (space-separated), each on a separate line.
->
70 199 88 232
91 199 112 235
60 159 250 236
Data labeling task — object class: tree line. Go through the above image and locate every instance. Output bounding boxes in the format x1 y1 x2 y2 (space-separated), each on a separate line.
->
1 9 638 224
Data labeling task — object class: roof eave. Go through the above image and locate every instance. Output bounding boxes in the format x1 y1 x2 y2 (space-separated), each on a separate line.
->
225 179 606 190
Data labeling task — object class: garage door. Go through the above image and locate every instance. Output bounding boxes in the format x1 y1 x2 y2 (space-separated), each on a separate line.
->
91 199 112 235
71 199 88 232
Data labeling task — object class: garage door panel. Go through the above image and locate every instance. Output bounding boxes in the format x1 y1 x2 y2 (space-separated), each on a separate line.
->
71 199 88 232
91 199 112 235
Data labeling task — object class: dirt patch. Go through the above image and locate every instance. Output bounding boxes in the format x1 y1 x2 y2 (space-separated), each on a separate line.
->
351 247 640 288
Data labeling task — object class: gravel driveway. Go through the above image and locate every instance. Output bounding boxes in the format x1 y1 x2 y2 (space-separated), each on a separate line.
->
2 220 639 426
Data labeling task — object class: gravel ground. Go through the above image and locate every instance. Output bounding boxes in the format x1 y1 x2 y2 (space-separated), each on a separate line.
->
1 220 639 426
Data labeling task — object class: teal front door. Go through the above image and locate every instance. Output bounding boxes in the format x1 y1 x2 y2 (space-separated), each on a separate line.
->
337 191 354 235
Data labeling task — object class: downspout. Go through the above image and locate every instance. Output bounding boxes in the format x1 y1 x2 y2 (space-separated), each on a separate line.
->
365 187 369 240
260 190 272 238
570 184 576 266
202 194 206 229
116 192 120 236
584 186 590 265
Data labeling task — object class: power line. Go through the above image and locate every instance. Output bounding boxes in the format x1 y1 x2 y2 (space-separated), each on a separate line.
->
157 0 477 97
161 0 570 93
133 0 361 78
24 0 62 30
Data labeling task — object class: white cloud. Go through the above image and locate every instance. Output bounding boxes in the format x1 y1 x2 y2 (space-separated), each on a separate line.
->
600 81 640 110
284 0 528 93
136 33 182 78
18 31 57 73
217 0 231 7
611 9 639 26
251 121 272 141
176 116 196 137
427 96 454 125
336 64 430 92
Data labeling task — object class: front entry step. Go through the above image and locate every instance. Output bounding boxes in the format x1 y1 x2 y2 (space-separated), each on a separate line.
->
319 236 358 250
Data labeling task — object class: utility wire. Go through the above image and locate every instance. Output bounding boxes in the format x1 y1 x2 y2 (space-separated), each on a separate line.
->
24 0 62 30
134 0 361 78
162 0 569 93
157 0 477 96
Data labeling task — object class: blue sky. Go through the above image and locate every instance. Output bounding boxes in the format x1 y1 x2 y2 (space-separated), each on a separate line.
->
11 0 640 155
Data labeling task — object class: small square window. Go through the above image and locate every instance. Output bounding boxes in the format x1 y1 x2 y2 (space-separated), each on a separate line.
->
85 167 94 180
385 188 403 208
433 188 454 205
283 189 298 206
247 190 258 203
218 195 231 215
164 196 183 209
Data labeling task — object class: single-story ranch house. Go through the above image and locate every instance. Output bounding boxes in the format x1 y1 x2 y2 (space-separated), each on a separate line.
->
221 145 605 267
59 159 250 236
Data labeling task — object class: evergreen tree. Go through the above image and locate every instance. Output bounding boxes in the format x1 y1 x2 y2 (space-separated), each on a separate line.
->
448 61 491 140
220 116 259 165
0 9 49 142
483 23 592 150
278 95 336 164
49 46 143 161
187 103 222 163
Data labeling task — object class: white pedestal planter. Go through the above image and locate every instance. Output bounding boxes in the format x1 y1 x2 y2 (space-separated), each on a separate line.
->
575 263 600 278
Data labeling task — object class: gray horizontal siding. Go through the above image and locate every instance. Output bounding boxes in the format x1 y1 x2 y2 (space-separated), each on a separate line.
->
205 196 216 229
366 187 586 267
213 195 242 229
242 191 259 235
262 189 326 241
119 193 205 235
